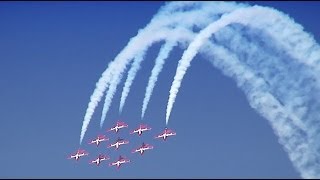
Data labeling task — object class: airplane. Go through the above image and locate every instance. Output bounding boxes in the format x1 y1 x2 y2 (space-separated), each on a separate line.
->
89 154 110 166
107 137 129 150
155 127 176 141
130 124 152 136
109 155 130 169
132 142 154 155
67 149 89 161
107 121 128 133
88 135 109 147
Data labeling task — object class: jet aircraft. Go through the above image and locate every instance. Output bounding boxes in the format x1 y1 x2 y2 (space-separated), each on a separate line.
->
155 127 176 141
88 135 109 147
132 142 154 155
130 124 151 136
89 154 110 166
107 121 128 133
68 149 89 161
109 155 130 169
107 137 129 150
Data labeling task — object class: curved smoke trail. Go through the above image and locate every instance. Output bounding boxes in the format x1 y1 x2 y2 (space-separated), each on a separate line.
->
119 52 146 114
98 29 193 128
79 1 320 178
79 1 184 142
97 2 243 128
80 2 244 143
200 41 314 178
99 52 145 127
165 5 318 129
141 41 177 119
80 2 241 142
165 4 320 178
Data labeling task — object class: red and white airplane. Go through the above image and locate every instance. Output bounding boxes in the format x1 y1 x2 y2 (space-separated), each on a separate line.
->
132 142 154 155
89 154 110 166
107 121 128 133
67 149 89 161
130 124 152 136
109 155 130 169
107 137 129 150
88 135 109 147
155 127 176 141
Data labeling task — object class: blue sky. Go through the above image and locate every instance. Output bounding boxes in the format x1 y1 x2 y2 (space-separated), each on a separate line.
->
0 1 319 178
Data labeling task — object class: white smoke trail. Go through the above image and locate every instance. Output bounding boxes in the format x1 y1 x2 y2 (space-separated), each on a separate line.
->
141 41 177 119
78 1 320 178
212 24 315 129
208 24 320 178
199 41 318 178
165 7 249 123
97 28 196 129
153 25 317 178
119 52 146 114
97 2 245 127
79 30 157 143
80 1 246 144
99 52 145 127
165 5 320 128
99 72 119 128
122 2 250 120
79 3 198 141
80 61 113 145
80 1 242 143
165 4 320 178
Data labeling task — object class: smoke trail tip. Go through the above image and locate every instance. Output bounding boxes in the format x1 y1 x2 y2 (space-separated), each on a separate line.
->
99 121 104 129
119 107 123 115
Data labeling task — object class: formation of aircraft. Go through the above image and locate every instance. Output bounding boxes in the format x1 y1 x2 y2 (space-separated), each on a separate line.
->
107 121 128 133
107 137 129 150
68 149 89 161
109 155 130 169
69 121 176 169
130 124 152 136
132 142 154 155
89 154 110 166
155 127 176 141
88 135 109 147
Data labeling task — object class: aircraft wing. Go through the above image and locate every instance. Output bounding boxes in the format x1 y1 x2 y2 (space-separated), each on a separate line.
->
102 155 110 160
117 121 127 126
131 148 139 153
89 160 96 164
168 132 176 136
155 134 163 139
107 144 114 148
117 139 129 144
139 124 147 128
146 145 154 149
166 129 174 133
109 162 115 166
78 149 87 153
107 128 114 132
130 129 137 134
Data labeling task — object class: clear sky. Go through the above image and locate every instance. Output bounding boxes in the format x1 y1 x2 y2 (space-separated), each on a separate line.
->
0 1 319 178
